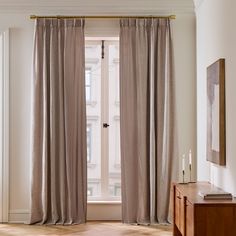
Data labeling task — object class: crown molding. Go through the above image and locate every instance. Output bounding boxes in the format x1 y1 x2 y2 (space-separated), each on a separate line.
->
193 0 205 11
0 0 195 14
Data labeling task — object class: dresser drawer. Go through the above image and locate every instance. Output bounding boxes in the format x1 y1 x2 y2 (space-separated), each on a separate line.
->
175 188 185 235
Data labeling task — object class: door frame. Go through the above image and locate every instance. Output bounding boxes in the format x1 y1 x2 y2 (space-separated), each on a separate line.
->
0 29 9 223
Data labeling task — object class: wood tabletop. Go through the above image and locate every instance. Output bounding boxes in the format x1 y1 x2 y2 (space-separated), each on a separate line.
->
174 182 236 205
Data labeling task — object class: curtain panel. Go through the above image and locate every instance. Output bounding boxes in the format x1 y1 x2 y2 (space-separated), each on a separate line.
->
120 18 177 224
30 18 87 225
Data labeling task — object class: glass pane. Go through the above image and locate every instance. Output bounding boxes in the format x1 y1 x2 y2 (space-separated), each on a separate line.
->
85 69 91 86
85 69 91 101
86 86 91 101
85 43 102 198
87 125 92 163
108 42 121 198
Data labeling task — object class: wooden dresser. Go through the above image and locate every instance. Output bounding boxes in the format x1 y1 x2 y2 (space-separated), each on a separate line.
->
173 182 236 236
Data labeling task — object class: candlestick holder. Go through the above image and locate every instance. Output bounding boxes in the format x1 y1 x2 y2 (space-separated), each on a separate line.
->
188 164 196 183
179 170 188 184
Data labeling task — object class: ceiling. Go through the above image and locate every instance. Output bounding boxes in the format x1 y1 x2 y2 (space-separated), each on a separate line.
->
0 0 195 14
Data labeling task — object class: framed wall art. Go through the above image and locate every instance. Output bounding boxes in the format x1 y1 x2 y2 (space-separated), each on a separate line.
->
206 58 226 166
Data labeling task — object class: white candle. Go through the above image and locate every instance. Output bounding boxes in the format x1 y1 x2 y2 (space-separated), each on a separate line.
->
189 149 192 165
182 155 185 171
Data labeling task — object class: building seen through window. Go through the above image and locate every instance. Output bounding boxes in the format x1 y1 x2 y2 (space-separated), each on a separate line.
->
85 68 92 101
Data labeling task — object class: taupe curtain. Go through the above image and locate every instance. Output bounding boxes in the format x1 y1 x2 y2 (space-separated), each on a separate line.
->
30 18 87 225
120 18 177 224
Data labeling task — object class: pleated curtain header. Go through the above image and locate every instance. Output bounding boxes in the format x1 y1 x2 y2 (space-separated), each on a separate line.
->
35 18 85 27
120 18 170 27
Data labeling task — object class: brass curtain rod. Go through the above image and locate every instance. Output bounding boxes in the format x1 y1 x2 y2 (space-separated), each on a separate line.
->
30 15 176 20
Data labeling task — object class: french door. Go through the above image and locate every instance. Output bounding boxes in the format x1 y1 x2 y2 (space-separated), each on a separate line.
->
85 38 121 202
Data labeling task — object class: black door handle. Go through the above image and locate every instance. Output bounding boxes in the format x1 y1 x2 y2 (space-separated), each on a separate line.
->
103 123 110 128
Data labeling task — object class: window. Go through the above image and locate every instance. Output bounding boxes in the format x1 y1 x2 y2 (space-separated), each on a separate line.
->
85 38 120 201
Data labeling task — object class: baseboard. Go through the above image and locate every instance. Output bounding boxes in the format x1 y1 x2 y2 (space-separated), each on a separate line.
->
9 209 29 223
8 204 122 223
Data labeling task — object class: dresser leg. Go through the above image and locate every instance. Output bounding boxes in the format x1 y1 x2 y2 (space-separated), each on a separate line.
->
173 224 182 236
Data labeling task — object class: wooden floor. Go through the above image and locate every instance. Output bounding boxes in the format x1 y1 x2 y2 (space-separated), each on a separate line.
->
0 221 172 236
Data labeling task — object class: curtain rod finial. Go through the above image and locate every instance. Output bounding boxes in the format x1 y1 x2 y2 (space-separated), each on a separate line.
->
30 15 37 19
170 15 176 19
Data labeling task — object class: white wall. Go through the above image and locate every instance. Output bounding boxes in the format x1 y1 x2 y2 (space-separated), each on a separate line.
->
172 14 197 182
0 4 196 222
196 0 236 195
0 14 33 223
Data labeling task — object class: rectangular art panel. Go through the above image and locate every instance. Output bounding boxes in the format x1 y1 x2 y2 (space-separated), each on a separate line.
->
207 58 226 165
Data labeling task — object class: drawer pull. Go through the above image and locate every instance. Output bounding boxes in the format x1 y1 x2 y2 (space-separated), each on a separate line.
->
177 196 181 199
